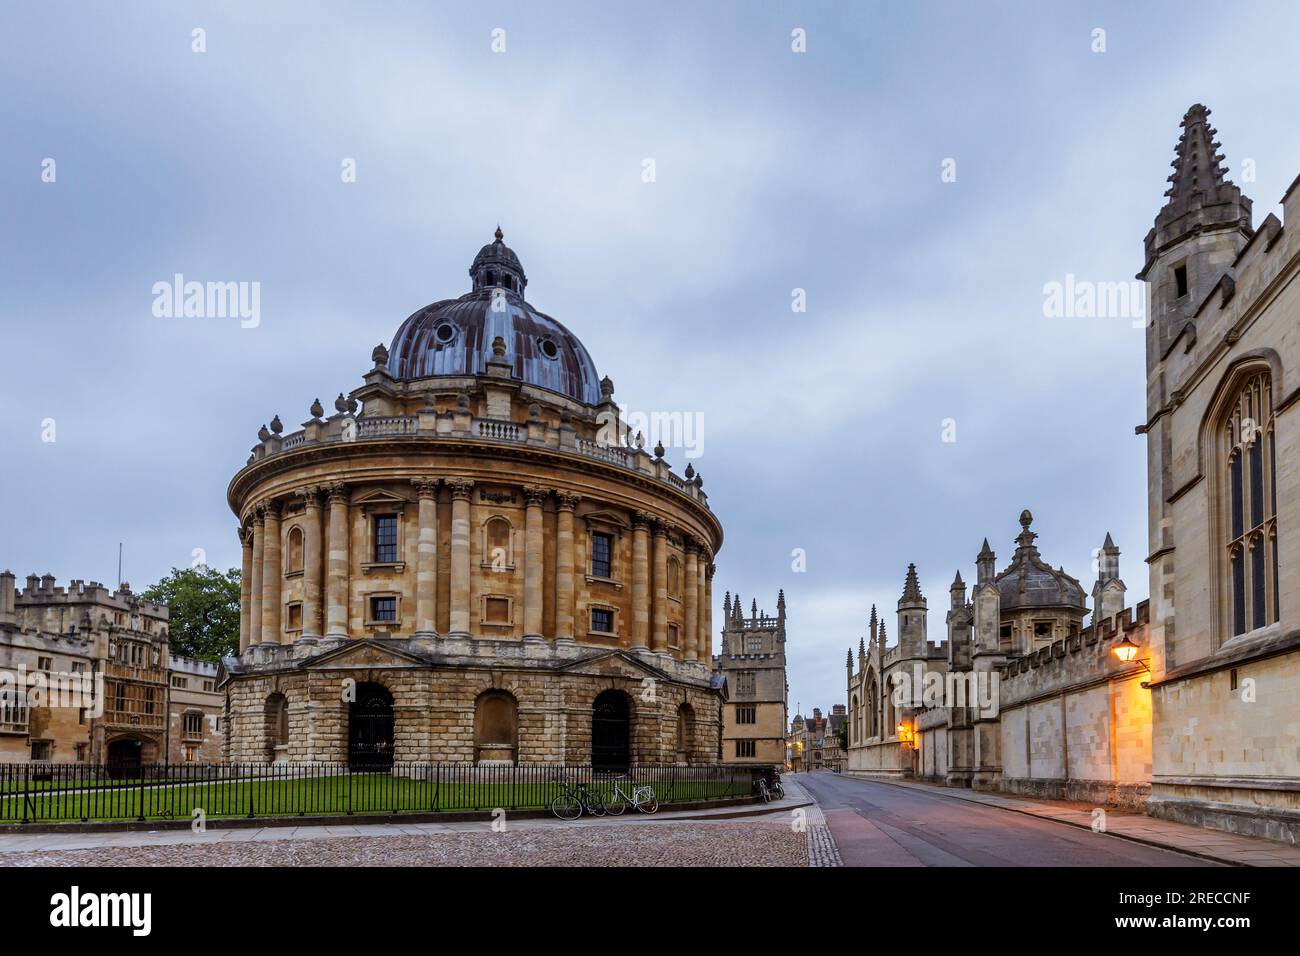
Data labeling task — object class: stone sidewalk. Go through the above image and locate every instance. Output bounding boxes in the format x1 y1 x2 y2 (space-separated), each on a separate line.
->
857 775 1300 867
0 786 813 855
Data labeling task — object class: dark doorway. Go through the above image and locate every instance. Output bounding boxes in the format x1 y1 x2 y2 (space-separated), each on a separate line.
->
106 738 143 777
348 683 395 770
591 690 630 772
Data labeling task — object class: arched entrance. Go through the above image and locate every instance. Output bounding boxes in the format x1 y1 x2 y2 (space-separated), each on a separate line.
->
348 682 394 770
591 690 630 772
106 737 144 777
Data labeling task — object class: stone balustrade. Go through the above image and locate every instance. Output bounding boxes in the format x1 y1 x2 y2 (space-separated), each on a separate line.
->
252 413 708 509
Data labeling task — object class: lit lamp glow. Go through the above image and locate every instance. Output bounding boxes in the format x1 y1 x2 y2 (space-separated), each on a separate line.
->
1112 637 1140 663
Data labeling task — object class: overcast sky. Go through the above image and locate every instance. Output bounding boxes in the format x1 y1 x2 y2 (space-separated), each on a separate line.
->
3 2 1300 716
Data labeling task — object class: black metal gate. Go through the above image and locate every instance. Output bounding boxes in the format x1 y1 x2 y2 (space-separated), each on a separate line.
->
591 690 630 772
348 683 394 771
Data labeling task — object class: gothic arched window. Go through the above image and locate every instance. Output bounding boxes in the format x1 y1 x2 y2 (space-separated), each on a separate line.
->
1222 369 1278 637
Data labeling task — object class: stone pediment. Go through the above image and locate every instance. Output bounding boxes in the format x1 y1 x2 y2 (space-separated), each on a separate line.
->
301 639 430 670
557 649 670 682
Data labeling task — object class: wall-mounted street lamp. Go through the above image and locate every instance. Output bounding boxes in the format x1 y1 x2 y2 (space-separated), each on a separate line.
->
1111 637 1151 688
896 722 915 745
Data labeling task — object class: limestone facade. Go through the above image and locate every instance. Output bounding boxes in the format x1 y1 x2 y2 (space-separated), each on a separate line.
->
167 656 223 764
715 590 788 764
1137 105 1300 841
221 231 725 767
0 572 211 768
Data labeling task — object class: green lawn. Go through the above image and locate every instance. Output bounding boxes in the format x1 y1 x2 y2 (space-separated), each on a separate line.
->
0 772 751 823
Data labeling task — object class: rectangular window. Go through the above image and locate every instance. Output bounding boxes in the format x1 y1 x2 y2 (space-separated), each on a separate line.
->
75 744 87 763
1251 535 1266 630
667 623 679 647
370 596 397 623
735 740 756 758
591 532 613 578
736 671 756 696
591 608 614 634
484 597 510 624
184 712 203 736
203 681 215 692
30 741 50 762
171 675 188 688
286 603 303 631
37 656 52 672
746 636 762 653
78 708 86 725
374 514 399 563
736 705 756 725
1174 264 1188 298
1232 548 1246 636
183 744 197 762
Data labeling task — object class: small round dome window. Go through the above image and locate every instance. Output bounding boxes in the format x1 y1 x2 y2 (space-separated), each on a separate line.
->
537 336 560 360
434 322 457 345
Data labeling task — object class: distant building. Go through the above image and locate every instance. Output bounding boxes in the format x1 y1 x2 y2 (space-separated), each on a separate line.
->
167 656 223 764
787 705 845 772
714 590 788 764
0 571 222 769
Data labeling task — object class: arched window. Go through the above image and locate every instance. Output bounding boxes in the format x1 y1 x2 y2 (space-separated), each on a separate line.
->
667 557 681 600
849 694 858 745
1221 369 1278 637
867 678 879 738
473 690 518 764
483 516 513 570
285 526 304 573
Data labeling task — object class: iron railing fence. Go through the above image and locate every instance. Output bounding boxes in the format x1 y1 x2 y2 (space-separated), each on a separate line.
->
0 762 766 824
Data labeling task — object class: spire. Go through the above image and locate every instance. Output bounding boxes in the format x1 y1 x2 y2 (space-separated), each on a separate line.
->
869 604 878 642
951 570 964 588
751 598 758 620
846 648 853 668
977 538 996 584
1165 104 1228 204
900 563 925 606
878 620 887 646
1140 104 1252 281
777 588 786 621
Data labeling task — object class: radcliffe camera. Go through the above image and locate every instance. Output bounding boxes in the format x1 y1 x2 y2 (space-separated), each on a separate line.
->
0 1 1294 940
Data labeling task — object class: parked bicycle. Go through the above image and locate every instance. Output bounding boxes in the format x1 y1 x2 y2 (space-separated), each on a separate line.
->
754 770 784 803
603 775 658 815
550 779 607 820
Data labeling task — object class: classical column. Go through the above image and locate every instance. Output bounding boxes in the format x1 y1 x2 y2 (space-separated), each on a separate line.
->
523 485 547 640
248 509 265 647
411 478 440 637
701 559 714 661
631 511 651 649
683 541 699 661
651 521 669 652
238 525 253 653
299 486 324 640
554 493 579 642
325 483 350 639
447 479 474 637
260 501 282 644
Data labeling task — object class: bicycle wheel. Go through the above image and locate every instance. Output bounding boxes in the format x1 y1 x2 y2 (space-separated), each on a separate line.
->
583 788 607 816
636 791 658 814
551 792 582 821
605 788 628 815
772 783 785 800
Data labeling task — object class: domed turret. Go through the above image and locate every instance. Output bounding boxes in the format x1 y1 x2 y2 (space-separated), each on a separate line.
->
386 228 601 404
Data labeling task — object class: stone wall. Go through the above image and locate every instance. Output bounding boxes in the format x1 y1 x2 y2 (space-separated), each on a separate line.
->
226 661 720 766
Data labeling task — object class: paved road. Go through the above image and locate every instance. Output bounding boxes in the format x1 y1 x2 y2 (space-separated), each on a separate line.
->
797 772 1213 866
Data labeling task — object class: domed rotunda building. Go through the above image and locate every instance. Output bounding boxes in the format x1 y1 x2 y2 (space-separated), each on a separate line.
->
222 230 723 769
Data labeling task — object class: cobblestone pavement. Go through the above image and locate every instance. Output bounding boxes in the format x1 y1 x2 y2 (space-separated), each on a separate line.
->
2 817 807 867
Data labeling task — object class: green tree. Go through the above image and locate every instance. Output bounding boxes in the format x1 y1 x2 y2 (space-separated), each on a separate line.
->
142 566 241 662
837 720 848 752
